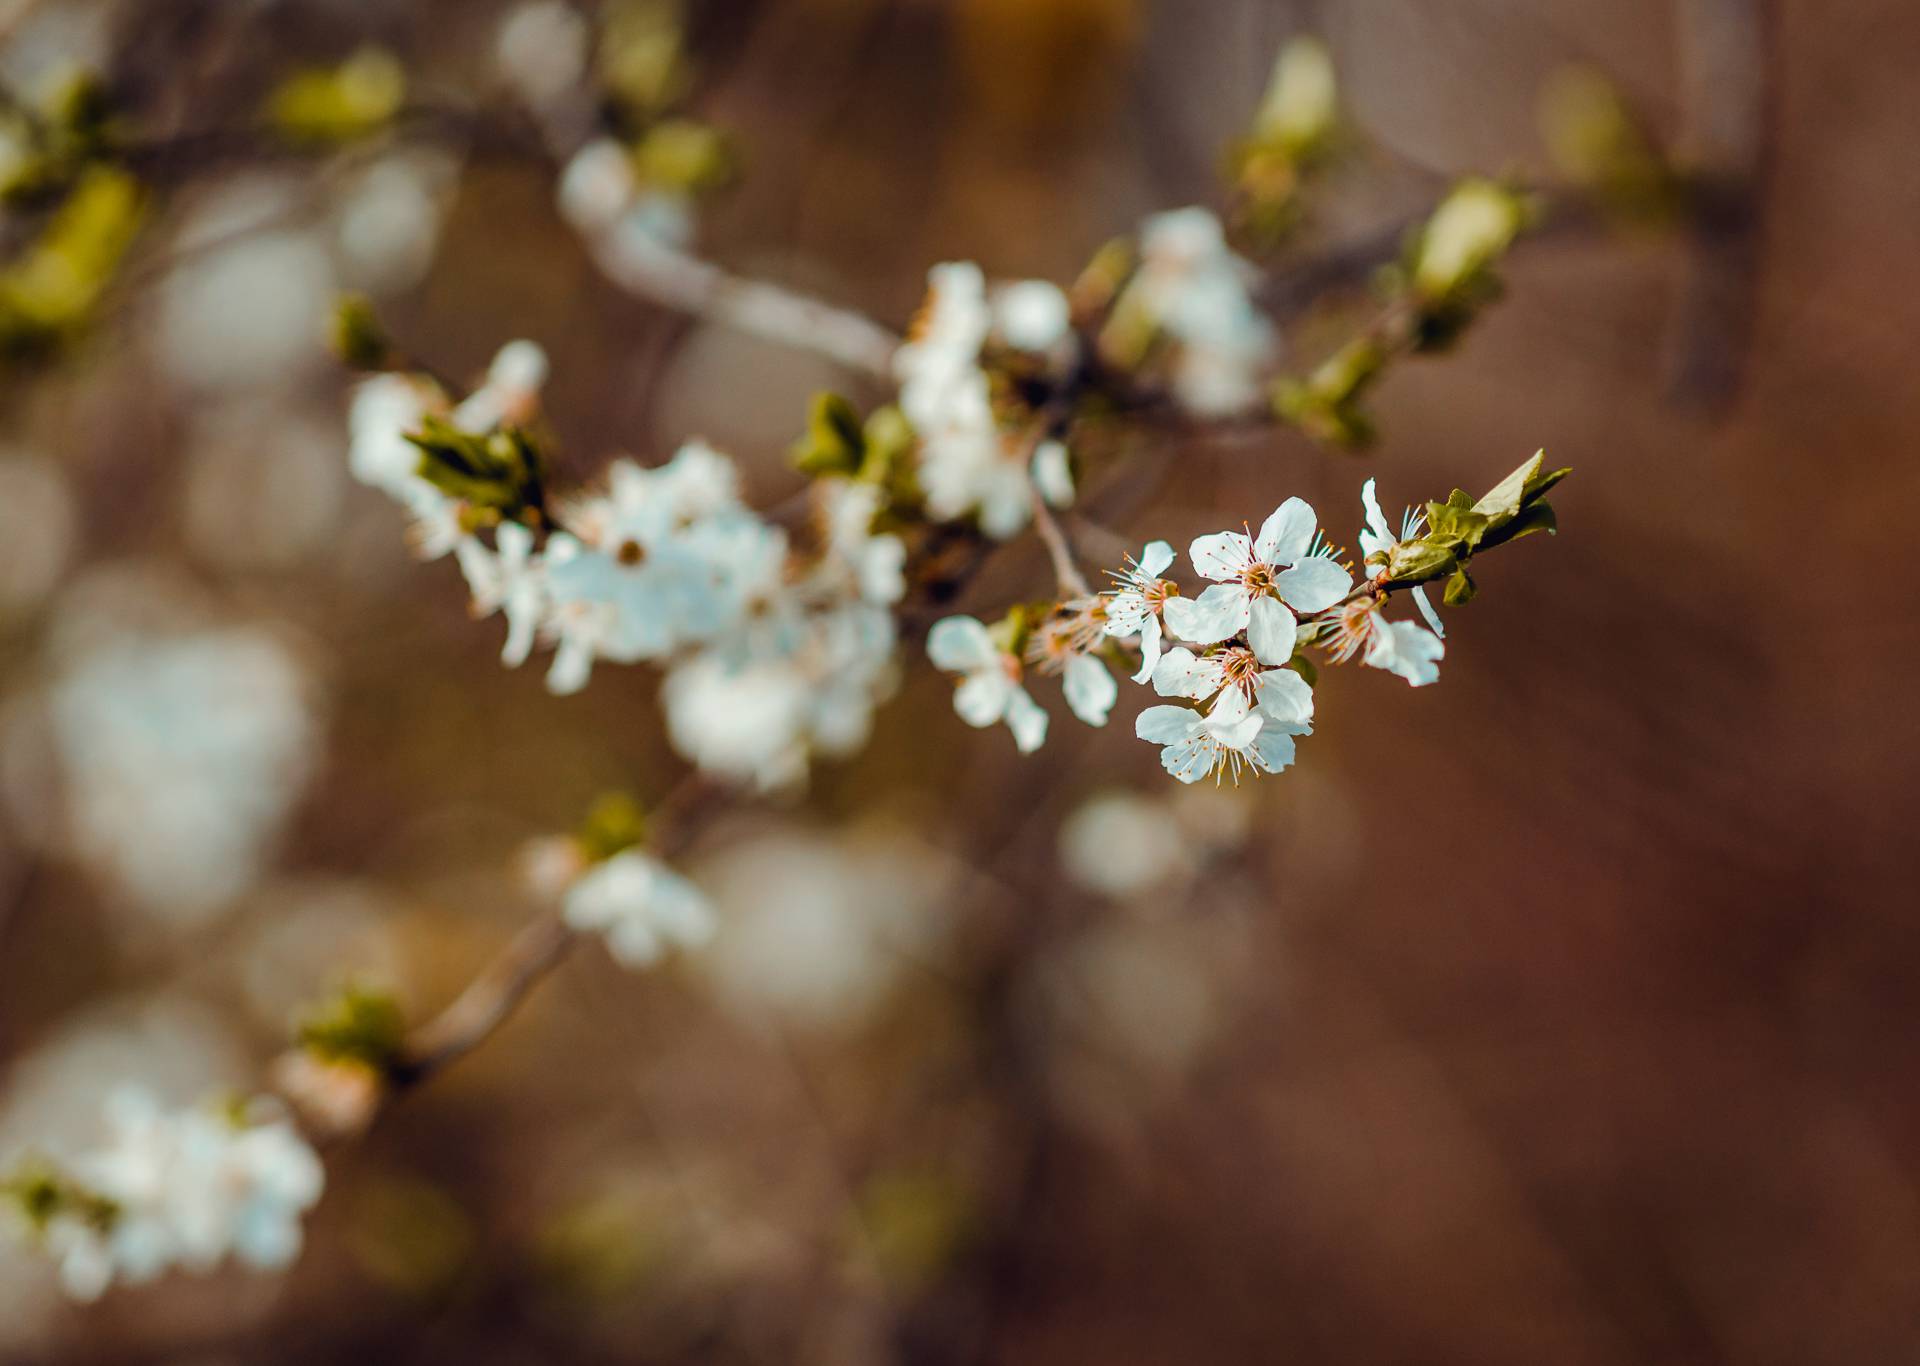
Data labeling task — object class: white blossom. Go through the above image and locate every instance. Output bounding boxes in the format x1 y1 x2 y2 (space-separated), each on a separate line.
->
16 1089 323 1301
1359 477 1445 638
817 480 907 606
1102 539 1178 683
562 850 717 969
454 520 546 666
1133 684 1294 784
1364 613 1445 686
1062 654 1118 727
895 263 1038 539
1151 645 1315 729
1127 208 1277 417
451 338 549 431
1030 438 1075 509
1163 496 1350 655
1322 594 1445 687
992 278 1073 353
495 1 590 111
38 622 318 923
926 615 1048 753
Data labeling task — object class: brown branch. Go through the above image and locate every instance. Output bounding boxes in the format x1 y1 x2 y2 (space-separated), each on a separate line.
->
385 909 575 1089
1029 484 1091 600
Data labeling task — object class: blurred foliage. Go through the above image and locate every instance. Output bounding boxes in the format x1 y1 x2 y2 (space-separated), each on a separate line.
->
264 47 405 146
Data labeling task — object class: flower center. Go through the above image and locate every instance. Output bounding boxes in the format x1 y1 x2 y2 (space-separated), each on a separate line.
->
1242 562 1277 593
615 538 646 567
1217 645 1260 686
1142 579 1178 608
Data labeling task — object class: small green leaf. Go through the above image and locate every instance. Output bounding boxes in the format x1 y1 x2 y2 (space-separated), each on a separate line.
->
405 418 547 520
630 118 734 194
791 391 865 476
1424 488 1490 552
1472 449 1544 524
1442 567 1477 605
265 47 404 145
330 293 392 371
297 985 408 1069
577 792 647 863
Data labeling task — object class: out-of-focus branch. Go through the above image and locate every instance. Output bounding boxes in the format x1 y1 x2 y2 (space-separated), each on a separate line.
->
581 231 901 381
1029 486 1091 600
384 908 575 1089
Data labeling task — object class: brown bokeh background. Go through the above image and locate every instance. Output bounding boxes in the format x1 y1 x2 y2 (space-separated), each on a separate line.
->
2 0 1917 1362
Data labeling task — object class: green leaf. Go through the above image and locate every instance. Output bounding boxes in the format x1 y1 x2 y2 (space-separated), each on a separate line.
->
297 985 407 1069
330 293 392 371
1442 567 1478 605
0 166 145 356
1482 499 1558 548
265 47 404 145
1424 488 1489 552
405 418 547 520
791 391 865 476
1472 449 1544 524
630 118 734 193
577 792 647 863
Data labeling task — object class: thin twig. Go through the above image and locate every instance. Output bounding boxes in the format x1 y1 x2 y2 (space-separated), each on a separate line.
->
1028 482 1091 600
387 908 575 1087
577 229 901 381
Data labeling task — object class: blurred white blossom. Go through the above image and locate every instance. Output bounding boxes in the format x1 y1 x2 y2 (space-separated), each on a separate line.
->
25 606 318 922
562 849 717 969
927 614 1048 753
1125 207 1277 417
496 0 591 111
695 826 955 1032
10 1089 323 1302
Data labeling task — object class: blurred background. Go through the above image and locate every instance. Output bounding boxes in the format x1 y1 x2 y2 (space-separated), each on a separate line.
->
2 0 1917 1362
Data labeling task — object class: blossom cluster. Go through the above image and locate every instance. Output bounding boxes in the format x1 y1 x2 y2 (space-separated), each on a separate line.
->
893 261 1077 538
928 481 1456 782
3 1090 323 1302
1109 208 1279 418
349 342 907 789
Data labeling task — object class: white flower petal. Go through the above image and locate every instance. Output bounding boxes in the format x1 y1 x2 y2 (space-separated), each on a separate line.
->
1138 540 1176 579
1031 439 1075 508
1162 582 1249 644
953 670 1011 727
1130 612 1163 685
1246 594 1298 665
1360 477 1392 548
1364 618 1444 687
1063 655 1118 727
927 615 999 672
1005 687 1050 752
1151 645 1226 700
1158 735 1213 784
1188 530 1252 582
1207 682 1253 729
1250 724 1297 774
1412 584 1446 639
1135 704 1199 746
1254 497 1317 564
1275 558 1351 614
1255 668 1314 729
